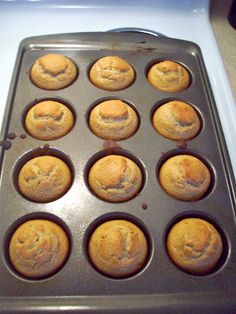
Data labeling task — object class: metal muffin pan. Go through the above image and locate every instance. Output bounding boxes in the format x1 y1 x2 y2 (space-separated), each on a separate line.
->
0 32 236 313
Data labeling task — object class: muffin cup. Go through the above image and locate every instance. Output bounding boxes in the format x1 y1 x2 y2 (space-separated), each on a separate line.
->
164 211 229 275
84 212 153 279
3 212 72 281
12 147 74 203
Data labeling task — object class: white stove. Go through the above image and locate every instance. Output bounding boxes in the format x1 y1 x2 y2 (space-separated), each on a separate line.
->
0 0 235 177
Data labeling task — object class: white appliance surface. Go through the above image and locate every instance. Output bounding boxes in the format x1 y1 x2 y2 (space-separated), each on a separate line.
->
0 0 235 176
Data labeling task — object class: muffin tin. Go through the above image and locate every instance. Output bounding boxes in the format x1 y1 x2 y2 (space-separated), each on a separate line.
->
0 32 236 313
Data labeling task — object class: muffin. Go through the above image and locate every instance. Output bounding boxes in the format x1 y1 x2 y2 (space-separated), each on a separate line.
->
147 60 190 92
152 101 201 140
88 155 142 202
9 219 69 279
166 218 223 274
89 99 138 140
159 155 211 201
30 54 77 90
88 220 148 278
25 100 74 140
18 156 72 202
89 56 135 91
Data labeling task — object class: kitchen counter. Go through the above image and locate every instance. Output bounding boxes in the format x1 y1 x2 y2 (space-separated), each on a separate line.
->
210 0 236 100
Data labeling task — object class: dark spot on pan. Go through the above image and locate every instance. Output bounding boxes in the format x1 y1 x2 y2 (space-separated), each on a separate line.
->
20 134 27 139
103 140 121 150
41 144 50 155
176 140 188 148
142 203 148 210
7 132 16 140
43 144 50 150
0 140 12 150
130 47 157 55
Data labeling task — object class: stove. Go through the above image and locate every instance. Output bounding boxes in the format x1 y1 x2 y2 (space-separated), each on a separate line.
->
0 0 235 179
0 1 236 312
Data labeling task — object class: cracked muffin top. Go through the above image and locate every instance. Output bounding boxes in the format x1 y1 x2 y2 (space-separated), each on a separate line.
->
89 56 135 91
152 100 201 141
166 218 223 275
25 100 74 140
30 54 78 90
88 155 142 203
159 155 211 201
147 60 190 92
88 219 148 278
89 99 138 140
9 219 70 279
18 156 72 203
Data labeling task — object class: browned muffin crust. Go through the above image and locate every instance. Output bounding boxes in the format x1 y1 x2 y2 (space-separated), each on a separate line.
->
9 219 70 279
147 60 190 92
89 99 138 140
152 100 201 140
166 218 223 274
30 54 77 90
88 155 142 202
89 56 135 91
159 155 211 201
18 156 72 203
88 220 148 277
25 100 74 140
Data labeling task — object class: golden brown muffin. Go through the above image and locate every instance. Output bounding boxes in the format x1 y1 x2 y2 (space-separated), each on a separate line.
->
152 101 201 140
166 218 223 274
18 156 72 203
89 99 138 140
89 56 135 91
30 54 77 90
88 220 148 278
88 155 142 202
147 60 190 92
9 219 69 279
159 155 211 201
25 100 74 140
